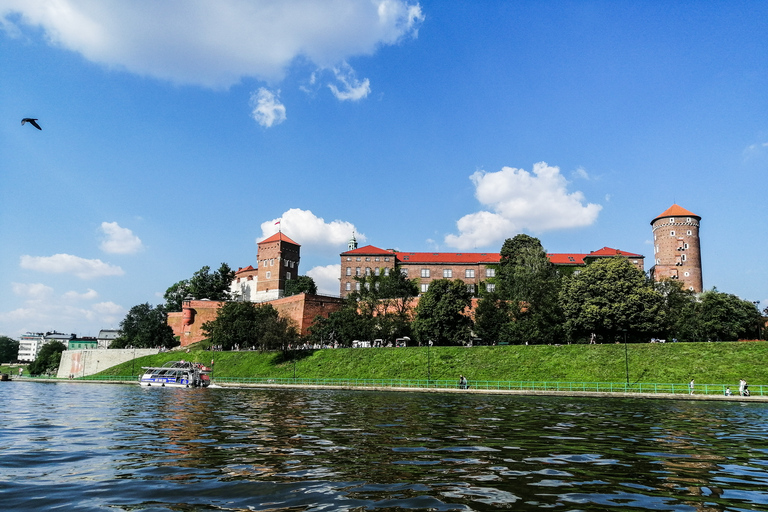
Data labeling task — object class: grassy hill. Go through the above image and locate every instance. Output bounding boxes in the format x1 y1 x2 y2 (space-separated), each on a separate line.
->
98 341 768 385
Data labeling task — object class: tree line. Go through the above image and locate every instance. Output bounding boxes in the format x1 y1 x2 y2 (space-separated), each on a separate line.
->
110 235 764 351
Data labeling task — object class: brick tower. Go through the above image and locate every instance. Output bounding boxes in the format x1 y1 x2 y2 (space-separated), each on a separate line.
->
254 232 300 302
650 204 702 293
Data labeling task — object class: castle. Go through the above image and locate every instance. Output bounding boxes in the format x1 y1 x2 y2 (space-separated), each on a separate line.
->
168 204 702 346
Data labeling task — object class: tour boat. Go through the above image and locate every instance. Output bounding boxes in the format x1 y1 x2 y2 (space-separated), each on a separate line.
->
139 361 211 388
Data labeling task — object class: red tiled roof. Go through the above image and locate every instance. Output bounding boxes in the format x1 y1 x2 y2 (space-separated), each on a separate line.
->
341 245 395 255
395 251 500 264
259 232 300 246
652 204 700 223
587 247 644 258
342 245 643 266
235 265 255 275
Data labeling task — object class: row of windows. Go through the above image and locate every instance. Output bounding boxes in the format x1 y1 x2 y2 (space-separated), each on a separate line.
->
345 256 392 262
263 271 292 280
345 281 498 294
260 258 296 268
346 267 392 277
417 268 494 278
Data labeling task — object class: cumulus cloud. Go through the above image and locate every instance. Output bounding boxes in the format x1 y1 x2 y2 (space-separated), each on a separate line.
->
99 221 143 254
20 254 125 279
0 0 424 89
63 288 99 301
445 162 602 250
259 208 365 248
1 283 125 336
328 62 371 101
250 88 287 127
307 264 342 296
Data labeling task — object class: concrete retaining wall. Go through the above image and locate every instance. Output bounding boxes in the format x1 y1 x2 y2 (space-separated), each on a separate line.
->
57 349 160 378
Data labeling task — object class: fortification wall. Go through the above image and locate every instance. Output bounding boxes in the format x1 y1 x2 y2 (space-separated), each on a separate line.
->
57 348 160 379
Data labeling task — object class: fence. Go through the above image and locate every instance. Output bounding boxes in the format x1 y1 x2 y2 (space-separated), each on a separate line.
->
23 374 763 396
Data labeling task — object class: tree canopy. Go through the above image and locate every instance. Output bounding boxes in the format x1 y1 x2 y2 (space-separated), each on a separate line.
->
28 341 66 376
112 303 177 349
0 336 19 363
413 279 473 346
164 263 235 312
202 302 298 351
560 257 665 343
284 275 317 297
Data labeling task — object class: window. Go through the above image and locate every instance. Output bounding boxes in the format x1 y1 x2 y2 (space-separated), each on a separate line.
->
401 268 408 276
284 259 289 267
346 282 351 291
355 267 361 276
365 267 371 276
486 283 496 293
687 230 692 236
356 257 361 262
465 269 475 278
266 271 271 279
467 284 475 293
421 269 430 278
270 259 274 266
421 283 429 293
375 257 380 262
346 267 351 276
346 257 351 261
670 218 675 223
686 217 691 222
443 269 452 278
365 257 370 262
384 257 390 262
356 282 361 291
670 231 675 236
486 268 495 278
286 272 291 280
684 272 690 277
384 268 390 276
374 267 380 276
681 254 687 262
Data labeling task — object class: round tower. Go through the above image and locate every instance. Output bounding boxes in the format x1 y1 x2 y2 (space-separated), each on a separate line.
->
650 204 702 293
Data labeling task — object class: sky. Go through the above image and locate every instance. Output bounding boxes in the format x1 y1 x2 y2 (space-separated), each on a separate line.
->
1 0 767 338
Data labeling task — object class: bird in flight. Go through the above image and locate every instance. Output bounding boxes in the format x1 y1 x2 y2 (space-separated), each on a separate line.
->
22 118 42 130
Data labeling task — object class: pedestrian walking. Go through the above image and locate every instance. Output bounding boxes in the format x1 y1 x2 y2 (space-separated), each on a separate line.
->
689 378 694 395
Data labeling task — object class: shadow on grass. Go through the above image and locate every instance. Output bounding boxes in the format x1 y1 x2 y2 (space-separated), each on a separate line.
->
272 349 316 366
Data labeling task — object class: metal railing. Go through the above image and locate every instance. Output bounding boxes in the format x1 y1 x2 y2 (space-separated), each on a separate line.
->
19 374 763 396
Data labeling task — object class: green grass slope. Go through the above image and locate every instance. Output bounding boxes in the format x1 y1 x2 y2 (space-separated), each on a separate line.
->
98 342 768 385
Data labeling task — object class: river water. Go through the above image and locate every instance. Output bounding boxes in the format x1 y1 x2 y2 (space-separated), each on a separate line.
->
2 382 768 511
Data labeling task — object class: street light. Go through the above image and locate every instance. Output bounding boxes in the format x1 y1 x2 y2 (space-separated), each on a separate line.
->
623 329 629 385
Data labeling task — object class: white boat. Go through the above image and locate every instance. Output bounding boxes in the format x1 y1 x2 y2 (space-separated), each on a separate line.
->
139 361 211 388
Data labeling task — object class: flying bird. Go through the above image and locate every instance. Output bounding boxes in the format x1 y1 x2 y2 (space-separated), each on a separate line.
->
21 118 42 130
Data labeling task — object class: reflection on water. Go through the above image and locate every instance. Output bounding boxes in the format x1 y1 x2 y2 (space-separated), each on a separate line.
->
2 382 768 511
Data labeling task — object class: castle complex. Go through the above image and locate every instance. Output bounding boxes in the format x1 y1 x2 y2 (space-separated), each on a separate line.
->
168 204 702 346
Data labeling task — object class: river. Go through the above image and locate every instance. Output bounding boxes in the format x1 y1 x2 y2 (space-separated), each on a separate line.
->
2 381 768 511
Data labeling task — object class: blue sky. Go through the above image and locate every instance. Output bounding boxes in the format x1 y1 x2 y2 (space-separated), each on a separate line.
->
1 1 767 338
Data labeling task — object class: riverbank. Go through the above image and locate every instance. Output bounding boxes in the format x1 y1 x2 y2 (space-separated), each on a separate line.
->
99 341 768 385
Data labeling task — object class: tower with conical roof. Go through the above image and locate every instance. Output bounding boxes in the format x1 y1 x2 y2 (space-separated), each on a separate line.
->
650 204 702 292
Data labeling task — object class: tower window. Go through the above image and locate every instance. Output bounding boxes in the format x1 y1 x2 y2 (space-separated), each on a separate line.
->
266 271 271 279
670 230 675 236
670 218 674 223
687 230 692 236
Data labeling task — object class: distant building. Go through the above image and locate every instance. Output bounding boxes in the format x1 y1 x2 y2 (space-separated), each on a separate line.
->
339 235 644 298
649 204 703 293
230 232 301 303
97 329 120 349
68 337 98 350
18 331 74 362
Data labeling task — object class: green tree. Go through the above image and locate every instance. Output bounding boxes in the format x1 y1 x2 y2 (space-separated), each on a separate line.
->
695 289 762 341
112 303 177 349
494 235 563 344
202 302 298 351
347 268 419 342
559 257 664 343
0 336 20 362
307 304 375 347
164 263 235 312
28 341 66 376
473 292 510 344
413 279 473 346
284 275 318 297
655 279 697 341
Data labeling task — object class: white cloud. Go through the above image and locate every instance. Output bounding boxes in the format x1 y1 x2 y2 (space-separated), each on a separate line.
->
12 282 54 300
328 62 371 101
99 221 143 254
0 0 424 89
1 283 125 336
445 162 602 250
250 88 287 127
63 289 99 301
306 264 342 296
259 208 365 248
20 254 125 279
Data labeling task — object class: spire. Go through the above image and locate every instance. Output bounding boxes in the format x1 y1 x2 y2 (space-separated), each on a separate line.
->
348 231 358 251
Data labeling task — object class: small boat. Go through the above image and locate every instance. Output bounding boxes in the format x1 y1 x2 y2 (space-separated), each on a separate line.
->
139 361 211 388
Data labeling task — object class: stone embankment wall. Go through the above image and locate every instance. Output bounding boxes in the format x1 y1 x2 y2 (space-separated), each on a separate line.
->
57 348 160 378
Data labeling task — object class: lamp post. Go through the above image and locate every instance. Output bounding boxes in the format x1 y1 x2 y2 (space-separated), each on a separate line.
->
427 340 433 386
623 329 629 385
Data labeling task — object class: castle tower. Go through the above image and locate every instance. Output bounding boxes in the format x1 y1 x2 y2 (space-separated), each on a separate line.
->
650 204 702 293
254 232 300 302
